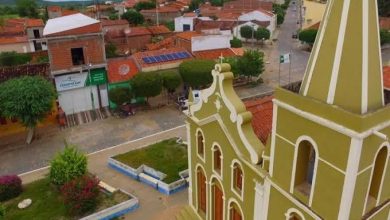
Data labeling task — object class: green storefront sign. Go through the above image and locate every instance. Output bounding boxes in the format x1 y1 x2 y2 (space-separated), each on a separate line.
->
86 68 107 86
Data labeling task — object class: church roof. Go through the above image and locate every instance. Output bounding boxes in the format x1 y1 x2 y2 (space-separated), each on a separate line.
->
299 0 384 114
244 96 273 145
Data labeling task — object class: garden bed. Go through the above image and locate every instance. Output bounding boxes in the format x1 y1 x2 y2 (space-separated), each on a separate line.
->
2 178 136 220
110 138 189 195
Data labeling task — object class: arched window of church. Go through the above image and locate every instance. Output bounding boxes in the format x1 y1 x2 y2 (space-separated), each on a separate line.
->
288 212 303 220
366 146 388 206
229 202 242 220
233 163 243 193
294 140 317 196
197 131 204 157
213 145 222 175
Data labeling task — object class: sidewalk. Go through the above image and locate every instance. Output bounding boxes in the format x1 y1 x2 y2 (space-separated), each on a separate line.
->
0 106 186 176
20 125 188 220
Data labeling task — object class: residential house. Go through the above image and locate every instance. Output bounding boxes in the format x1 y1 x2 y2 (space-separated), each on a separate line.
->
101 19 129 33
233 20 271 42
238 9 277 37
301 0 326 29
105 26 152 54
175 31 233 53
44 13 109 115
148 25 173 39
175 14 212 32
379 17 390 30
47 5 79 19
193 19 237 35
0 18 46 53
178 1 390 220
141 6 181 23
192 48 243 60
107 57 139 108
132 47 192 72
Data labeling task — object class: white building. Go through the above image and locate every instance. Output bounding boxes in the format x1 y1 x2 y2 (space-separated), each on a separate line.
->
233 20 271 42
191 32 232 52
174 14 211 32
238 9 277 37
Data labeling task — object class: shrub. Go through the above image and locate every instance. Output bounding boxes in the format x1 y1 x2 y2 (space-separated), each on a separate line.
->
131 72 163 101
121 10 144 26
134 0 155 11
0 203 4 219
61 175 100 215
0 51 32 67
49 145 87 186
108 87 132 107
254 27 270 41
298 29 318 45
179 59 215 89
240 25 254 41
380 29 390 45
160 71 182 92
230 37 242 48
0 175 22 202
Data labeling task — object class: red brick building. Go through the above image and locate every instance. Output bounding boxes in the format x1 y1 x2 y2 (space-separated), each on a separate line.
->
44 13 109 114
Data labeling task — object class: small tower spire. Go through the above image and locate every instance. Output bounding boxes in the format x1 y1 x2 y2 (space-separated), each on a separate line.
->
299 0 384 114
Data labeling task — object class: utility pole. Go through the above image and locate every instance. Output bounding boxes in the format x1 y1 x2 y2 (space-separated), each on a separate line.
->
156 0 160 26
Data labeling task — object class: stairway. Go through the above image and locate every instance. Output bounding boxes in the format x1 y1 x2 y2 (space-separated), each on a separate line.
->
175 205 200 220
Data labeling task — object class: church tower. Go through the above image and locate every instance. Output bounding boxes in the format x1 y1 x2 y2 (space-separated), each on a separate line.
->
266 0 390 219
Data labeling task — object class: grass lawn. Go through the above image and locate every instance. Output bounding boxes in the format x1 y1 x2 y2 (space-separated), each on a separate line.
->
114 138 188 183
3 178 129 220
0 14 19 19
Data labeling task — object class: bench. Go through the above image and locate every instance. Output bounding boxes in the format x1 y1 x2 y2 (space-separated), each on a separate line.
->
99 181 118 194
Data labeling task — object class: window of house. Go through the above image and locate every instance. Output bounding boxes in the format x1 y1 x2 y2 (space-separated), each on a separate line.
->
213 146 222 174
197 131 205 158
233 163 243 193
229 202 242 220
294 140 316 196
366 146 388 211
183 24 191 31
71 48 85 66
33 29 40 38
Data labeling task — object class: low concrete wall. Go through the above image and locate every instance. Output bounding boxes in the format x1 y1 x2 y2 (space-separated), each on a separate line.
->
80 190 139 220
108 158 188 195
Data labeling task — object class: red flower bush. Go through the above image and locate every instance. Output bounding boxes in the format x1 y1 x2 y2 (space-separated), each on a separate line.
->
0 175 22 201
60 175 100 215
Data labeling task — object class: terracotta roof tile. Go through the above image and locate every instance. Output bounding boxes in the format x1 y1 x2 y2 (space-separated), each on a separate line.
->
47 5 61 12
194 20 236 31
175 31 202 40
192 48 238 60
244 96 273 144
101 19 129 27
230 47 244 56
107 58 139 83
141 6 180 13
132 47 193 68
125 27 151 36
255 8 274 17
146 37 174 50
147 25 171 35
384 66 390 90
184 12 196 17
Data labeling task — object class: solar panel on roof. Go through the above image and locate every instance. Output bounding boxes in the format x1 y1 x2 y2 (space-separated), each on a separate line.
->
180 52 190 58
160 55 168 61
172 53 180 59
143 57 152 64
166 54 174 60
177 52 186 59
154 56 162 62
149 56 158 63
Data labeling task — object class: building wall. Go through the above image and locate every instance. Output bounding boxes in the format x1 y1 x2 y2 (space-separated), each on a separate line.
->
0 42 31 53
174 16 195 32
238 11 276 37
142 11 181 23
191 35 232 52
302 0 326 29
175 38 192 53
48 35 105 71
45 23 102 37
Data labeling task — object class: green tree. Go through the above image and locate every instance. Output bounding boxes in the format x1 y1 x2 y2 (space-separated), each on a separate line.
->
0 51 32 67
237 50 264 80
179 59 215 89
109 13 119 20
49 144 87 186
0 203 5 219
134 1 156 11
121 10 144 26
108 87 132 107
222 57 240 77
131 72 163 101
254 27 270 42
16 0 38 18
380 29 390 45
0 76 56 143
160 71 182 92
230 37 242 48
105 42 117 58
298 29 318 45
189 0 205 11
240 25 254 41
164 21 174 31
210 0 223 7
273 4 286 25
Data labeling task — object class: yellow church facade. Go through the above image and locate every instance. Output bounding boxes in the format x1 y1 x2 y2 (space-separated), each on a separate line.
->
179 0 390 219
